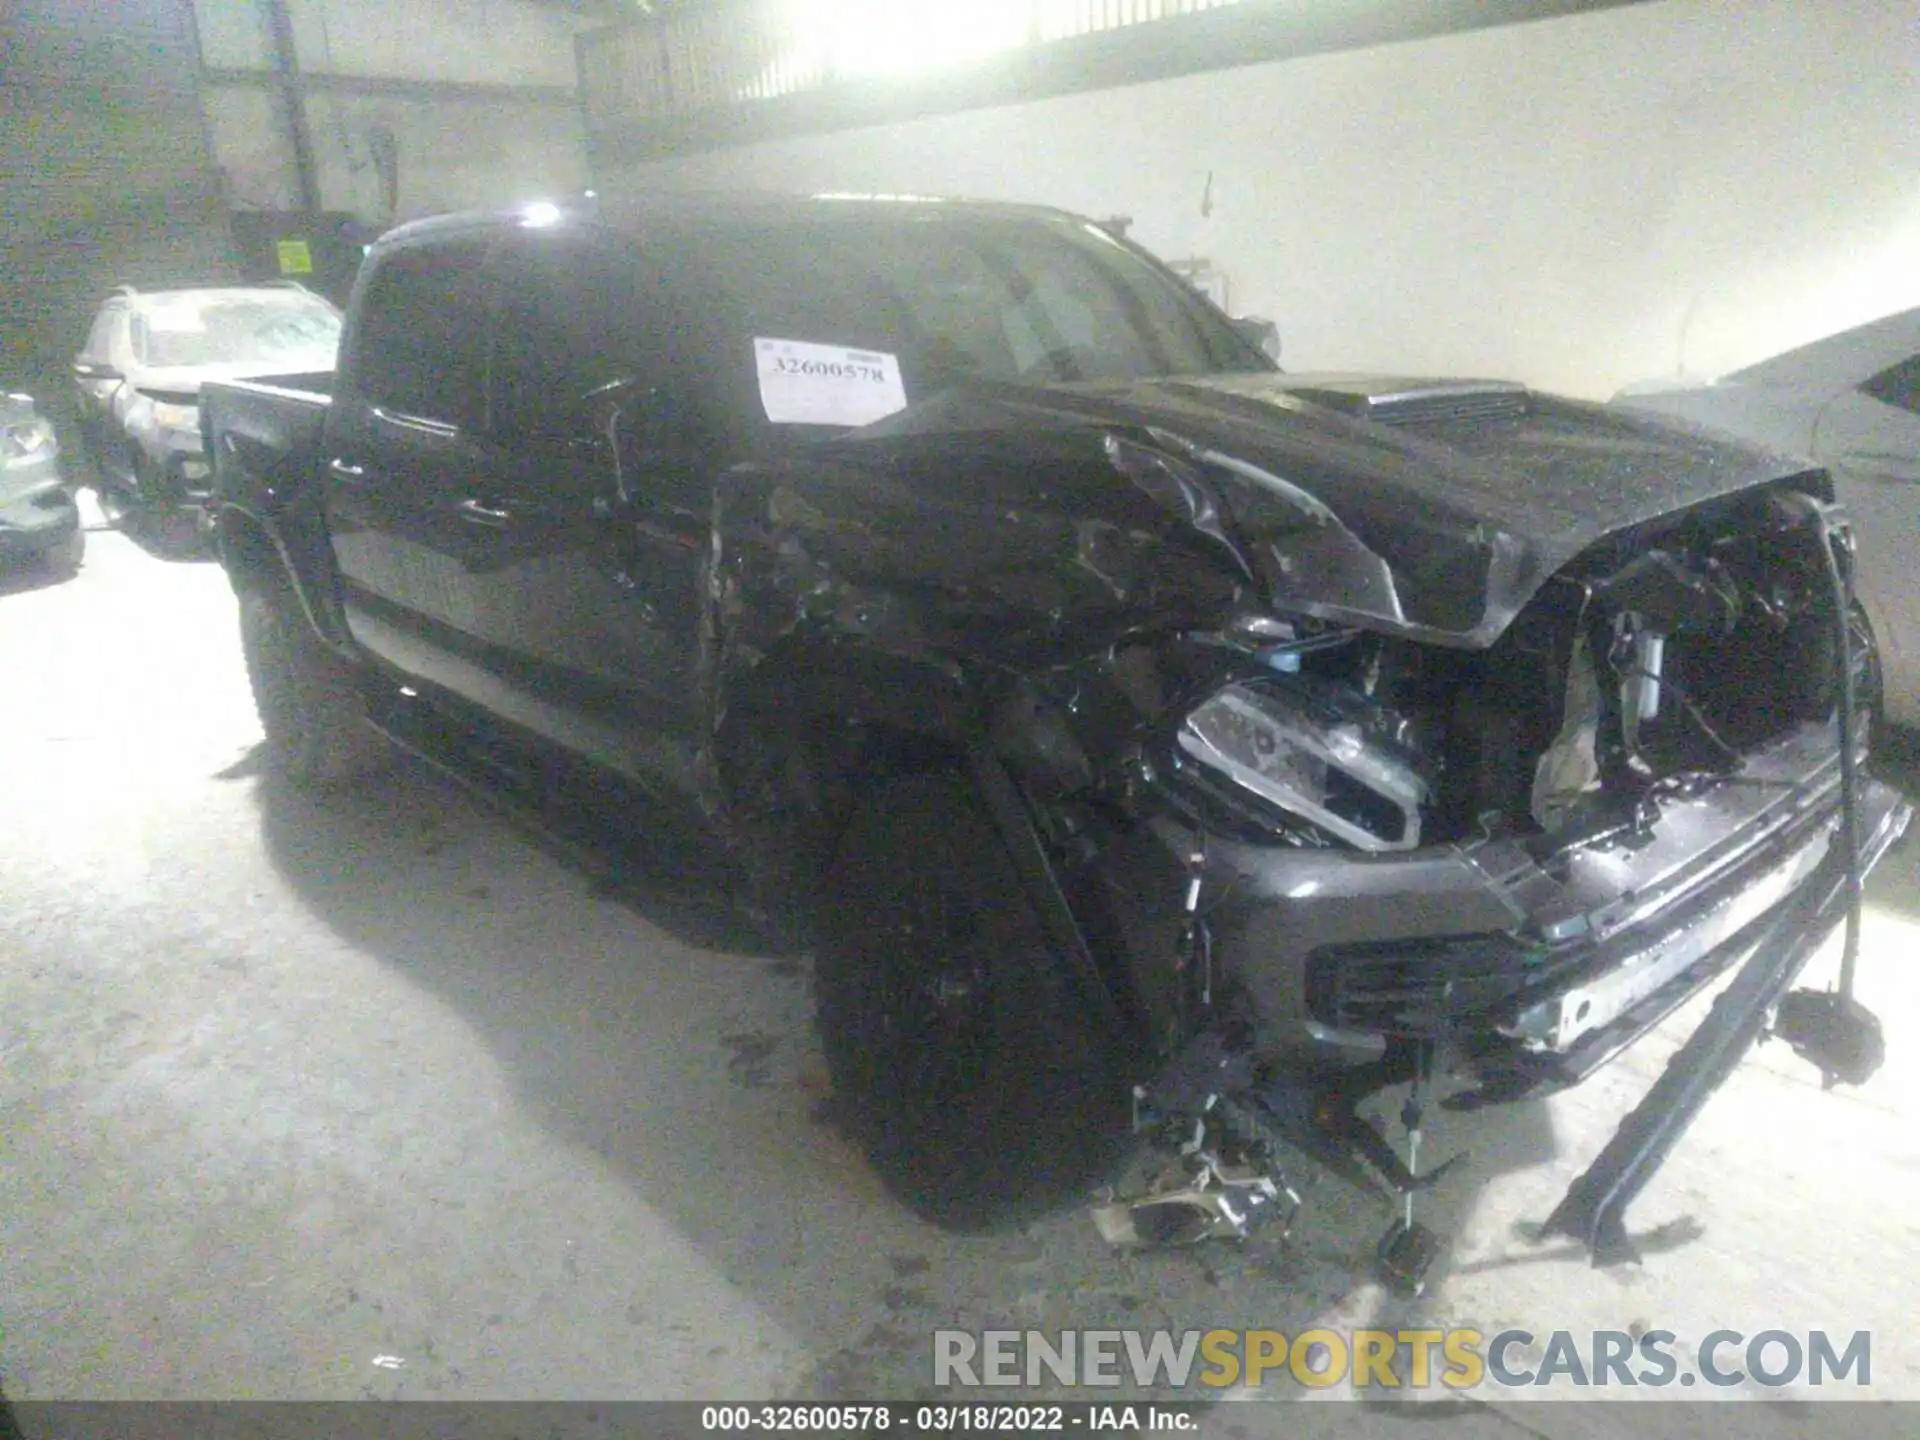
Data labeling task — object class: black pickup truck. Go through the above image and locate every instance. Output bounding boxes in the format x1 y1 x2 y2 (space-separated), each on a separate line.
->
203 192 1910 1288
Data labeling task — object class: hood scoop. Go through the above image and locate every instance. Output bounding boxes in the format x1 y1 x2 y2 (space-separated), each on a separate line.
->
1282 376 1531 430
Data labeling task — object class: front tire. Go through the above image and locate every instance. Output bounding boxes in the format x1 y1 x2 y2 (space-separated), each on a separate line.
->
237 582 393 786
814 768 1134 1231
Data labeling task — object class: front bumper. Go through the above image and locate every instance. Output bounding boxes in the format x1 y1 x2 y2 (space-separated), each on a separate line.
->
0 459 79 563
1108 718 1909 1272
1140 720 1910 1067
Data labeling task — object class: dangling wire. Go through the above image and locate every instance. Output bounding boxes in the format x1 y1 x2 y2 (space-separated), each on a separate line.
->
1178 821 1212 1016
1611 662 1742 767
1809 509 1865 1007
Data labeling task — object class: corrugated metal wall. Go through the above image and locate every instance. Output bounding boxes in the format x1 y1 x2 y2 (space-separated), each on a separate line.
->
1 0 238 438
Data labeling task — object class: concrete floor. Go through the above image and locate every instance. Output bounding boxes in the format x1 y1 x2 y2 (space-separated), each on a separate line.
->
4 499 1918 1435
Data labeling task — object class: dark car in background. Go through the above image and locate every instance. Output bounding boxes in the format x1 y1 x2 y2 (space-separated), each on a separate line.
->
1615 307 1920 732
71 283 342 523
1 389 81 577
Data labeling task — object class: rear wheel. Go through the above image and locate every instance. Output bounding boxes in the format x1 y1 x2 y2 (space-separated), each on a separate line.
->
237 581 393 786
814 767 1134 1231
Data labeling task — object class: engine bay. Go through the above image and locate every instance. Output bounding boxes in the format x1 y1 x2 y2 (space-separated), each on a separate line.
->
1121 481 1870 857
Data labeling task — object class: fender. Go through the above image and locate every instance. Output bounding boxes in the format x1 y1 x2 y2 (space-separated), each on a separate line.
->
719 635 976 742
719 634 1144 1045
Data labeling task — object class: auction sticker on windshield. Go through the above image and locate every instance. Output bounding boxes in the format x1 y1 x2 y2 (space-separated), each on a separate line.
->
754 338 907 426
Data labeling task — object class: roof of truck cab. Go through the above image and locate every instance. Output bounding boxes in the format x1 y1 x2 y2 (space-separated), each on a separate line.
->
373 191 1097 251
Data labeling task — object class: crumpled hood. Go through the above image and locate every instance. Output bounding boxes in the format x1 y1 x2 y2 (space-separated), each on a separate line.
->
833 370 1819 648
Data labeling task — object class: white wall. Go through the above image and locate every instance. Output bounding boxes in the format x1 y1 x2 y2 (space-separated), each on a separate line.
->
607 0 1920 399
304 90 589 220
192 0 274 67
285 0 584 89
192 0 589 225
202 84 304 211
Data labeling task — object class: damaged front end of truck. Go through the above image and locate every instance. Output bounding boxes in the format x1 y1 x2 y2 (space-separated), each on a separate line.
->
709 372 1911 1290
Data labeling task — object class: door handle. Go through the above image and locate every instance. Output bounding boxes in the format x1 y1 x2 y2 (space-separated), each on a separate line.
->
457 497 512 527
328 458 365 481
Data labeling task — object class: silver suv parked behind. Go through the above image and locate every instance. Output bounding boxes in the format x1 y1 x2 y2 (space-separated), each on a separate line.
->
72 284 342 518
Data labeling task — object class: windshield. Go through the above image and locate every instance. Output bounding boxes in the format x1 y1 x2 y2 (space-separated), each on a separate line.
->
672 212 1265 435
135 296 342 369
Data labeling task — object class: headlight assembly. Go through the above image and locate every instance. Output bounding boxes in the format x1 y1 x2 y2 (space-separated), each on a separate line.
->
1 417 57 464
1175 677 1430 851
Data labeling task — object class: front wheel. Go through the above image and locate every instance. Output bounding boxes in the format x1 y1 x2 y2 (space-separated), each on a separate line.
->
237 583 393 787
814 768 1134 1231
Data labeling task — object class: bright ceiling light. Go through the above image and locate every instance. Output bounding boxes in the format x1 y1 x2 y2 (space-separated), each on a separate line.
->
784 0 1031 79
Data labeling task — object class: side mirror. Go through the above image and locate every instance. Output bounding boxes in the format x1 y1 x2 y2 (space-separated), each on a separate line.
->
72 358 122 382
1232 317 1281 365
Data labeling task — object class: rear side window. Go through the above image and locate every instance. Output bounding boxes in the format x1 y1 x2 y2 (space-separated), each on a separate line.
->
1860 353 1920 416
351 241 491 427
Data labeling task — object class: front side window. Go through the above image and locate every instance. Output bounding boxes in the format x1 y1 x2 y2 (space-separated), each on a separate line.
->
351 242 491 427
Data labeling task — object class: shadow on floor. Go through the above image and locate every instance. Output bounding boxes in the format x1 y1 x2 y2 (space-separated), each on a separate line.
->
0 549 82 600
246 754 1610 1400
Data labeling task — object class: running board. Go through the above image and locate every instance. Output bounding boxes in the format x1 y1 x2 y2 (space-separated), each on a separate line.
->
1540 840 1851 1266
359 688 741 920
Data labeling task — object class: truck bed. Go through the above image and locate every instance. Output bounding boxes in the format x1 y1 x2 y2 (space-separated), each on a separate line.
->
200 373 334 502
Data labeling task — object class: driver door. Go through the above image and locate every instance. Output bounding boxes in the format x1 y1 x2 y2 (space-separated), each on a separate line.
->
452 226 712 788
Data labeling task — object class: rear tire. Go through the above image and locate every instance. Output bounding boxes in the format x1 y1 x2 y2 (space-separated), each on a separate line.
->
814 768 1134 1231
238 581 393 787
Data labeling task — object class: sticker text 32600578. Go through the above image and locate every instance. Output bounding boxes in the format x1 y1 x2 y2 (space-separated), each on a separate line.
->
769 356 889 384
754 337 909 426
